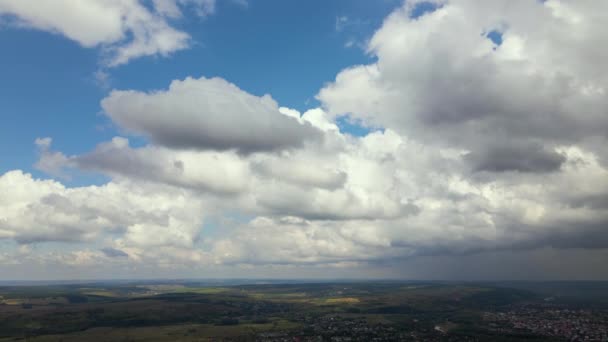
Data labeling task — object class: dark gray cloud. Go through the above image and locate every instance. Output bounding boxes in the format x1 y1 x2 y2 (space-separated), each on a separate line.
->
101 247 129 258
390 248 608 281
495 216 608 252
465 142 565 173
568 194 608 210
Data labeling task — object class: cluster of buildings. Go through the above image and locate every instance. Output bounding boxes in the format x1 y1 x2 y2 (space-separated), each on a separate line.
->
483 306 608 341
254 315 482 341
257 315 408 341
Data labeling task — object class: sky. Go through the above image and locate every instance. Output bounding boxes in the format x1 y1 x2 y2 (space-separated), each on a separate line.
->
0 0 607 281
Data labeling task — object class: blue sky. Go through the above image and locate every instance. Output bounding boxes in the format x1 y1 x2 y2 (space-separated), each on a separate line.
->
0 0 400 179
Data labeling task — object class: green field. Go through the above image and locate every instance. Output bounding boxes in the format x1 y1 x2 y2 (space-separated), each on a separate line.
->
0 281 606 341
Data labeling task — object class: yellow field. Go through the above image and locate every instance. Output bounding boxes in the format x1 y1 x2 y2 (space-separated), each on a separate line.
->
83 290 117 297
170 287 229 294
325 297 360 304
1 299 22 305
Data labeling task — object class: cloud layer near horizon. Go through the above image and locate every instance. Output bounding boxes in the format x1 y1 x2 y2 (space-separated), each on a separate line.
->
1 0 607 279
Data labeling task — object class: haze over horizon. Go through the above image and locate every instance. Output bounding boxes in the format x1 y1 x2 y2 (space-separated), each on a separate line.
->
0 0 607 281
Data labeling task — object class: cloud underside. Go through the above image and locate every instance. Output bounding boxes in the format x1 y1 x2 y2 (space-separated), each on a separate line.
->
1 0 608 276
101 77 323 153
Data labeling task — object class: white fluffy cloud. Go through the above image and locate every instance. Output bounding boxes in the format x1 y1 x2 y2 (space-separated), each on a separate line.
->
0 0 215 66
0 170 206 250
27 125 608 268
101 77 323 153
73 137 250 195
318 0 608 161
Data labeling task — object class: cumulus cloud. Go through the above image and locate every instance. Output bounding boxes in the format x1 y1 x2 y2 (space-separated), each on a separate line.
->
0 170 206 248
0 0 215 66
2 0 608 279
318 0 608 156
101 77 323 153
26 126 608 268
74 137 250 195
209 216 401 265
206 145 608 266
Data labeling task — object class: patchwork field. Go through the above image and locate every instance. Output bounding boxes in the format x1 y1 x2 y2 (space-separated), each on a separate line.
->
0 281 606 341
